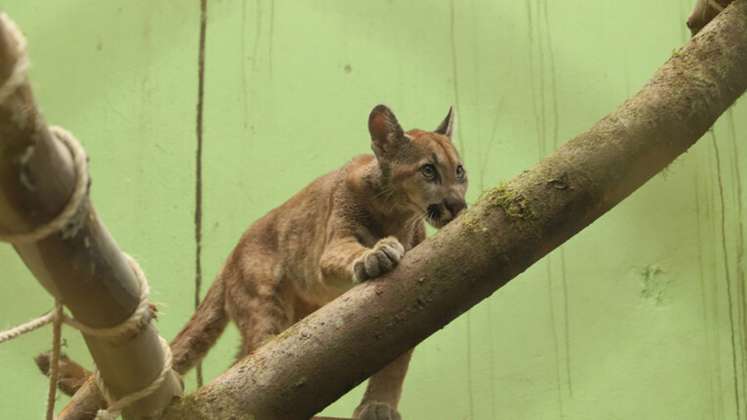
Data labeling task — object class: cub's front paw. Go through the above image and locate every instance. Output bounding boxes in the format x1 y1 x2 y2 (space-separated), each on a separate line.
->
353 402 402 420
352 237 405 283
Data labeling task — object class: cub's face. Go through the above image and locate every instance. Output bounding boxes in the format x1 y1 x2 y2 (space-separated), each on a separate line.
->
368 105 468 228
395 131 468 228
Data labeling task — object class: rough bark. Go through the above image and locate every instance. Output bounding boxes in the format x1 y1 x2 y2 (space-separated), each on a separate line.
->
0 14 181 420
34 354 348 420
154 1 746 419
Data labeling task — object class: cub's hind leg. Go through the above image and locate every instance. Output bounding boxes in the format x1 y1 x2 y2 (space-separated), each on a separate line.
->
353 349 413 420
225 262 293 362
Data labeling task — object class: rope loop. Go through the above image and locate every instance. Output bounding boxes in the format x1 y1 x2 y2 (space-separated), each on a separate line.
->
0 254 179 420
94 337 174 420
62 255 154 340
0 126 90 244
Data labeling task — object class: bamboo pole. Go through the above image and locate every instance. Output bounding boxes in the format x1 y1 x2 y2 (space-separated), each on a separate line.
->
155 1 747 419
0 14 182 420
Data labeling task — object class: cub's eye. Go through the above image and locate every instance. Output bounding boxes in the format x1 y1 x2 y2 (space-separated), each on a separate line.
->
420 164 437 181
456 165 466 180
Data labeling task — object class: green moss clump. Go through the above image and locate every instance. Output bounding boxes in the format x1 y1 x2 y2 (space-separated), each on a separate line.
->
460 209 487 232
485 183 535 220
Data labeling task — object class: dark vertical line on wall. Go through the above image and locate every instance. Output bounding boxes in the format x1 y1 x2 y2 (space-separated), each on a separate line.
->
449 2 470 415
240 0 249 130
711 131 742 419
252 0 263 73
469 0 481 166
703 133 726 418
727 109 747 399
542 0 559 151
559 246 572 397
695 168 718 420
535 0 546 159
622 48 631 96
486 298 497 420
535 1 565 413
268 0 275 77
704 134 726 418
546 259 565 418
194 0 208 388
525 1 541 160
465 312 475 420
472 8 501 411
541 0 571 399
449 0 465 158
480 105 502 193
466 2 477 416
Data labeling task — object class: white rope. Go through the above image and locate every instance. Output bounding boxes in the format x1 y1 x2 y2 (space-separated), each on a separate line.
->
94 337 173 420
88 258 178 419
0 308 55 343
45 303 63 420
0 258 175 419
0 255 177 420
0 257 153 341
0 305 65 420
0 126 90 244
0 12 29 105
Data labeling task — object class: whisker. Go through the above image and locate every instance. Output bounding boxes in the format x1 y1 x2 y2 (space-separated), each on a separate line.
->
406 213 427 233
373 186 395 201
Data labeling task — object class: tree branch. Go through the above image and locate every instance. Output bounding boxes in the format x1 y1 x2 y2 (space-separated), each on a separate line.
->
0 13 182 420
157 1 747 419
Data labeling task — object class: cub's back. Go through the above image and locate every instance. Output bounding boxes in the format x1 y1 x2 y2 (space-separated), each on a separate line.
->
234 155 372 293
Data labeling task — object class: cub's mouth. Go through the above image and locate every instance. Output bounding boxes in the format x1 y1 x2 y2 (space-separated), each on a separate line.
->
425 204 452 229
425 198 468 229
426 204 444 228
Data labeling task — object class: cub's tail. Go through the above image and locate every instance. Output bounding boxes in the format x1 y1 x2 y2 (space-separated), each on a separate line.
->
36 271 230 397
170 274 229 375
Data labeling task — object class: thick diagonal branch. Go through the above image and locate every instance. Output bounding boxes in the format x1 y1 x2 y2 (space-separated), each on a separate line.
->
157 2 747 419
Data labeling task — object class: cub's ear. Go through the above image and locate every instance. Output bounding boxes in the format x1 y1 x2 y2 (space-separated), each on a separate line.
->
368 104 406 157
434 106 456 139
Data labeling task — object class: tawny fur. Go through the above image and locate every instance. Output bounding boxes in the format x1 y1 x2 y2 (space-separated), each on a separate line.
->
38 105 468 420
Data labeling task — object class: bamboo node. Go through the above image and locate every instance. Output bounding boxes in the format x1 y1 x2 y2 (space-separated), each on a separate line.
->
67 255 179 419
63 255 156 340
0 126 90 244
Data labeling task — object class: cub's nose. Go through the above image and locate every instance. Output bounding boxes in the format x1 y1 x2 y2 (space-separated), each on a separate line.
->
444 197 467 219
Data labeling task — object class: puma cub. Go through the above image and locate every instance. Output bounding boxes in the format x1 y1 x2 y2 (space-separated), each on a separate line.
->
175 104 468 419
44 105 469 420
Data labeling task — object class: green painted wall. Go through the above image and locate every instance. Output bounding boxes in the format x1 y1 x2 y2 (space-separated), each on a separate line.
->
1 1 745 419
